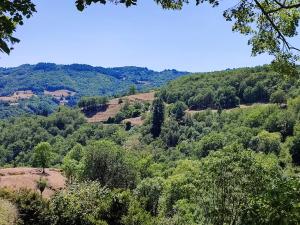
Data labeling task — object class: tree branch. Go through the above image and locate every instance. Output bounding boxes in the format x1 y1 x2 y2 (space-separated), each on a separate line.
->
267 1 300 14
254 0 300 52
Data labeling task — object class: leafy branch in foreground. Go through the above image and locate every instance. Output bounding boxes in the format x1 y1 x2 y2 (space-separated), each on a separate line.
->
0 0 36 54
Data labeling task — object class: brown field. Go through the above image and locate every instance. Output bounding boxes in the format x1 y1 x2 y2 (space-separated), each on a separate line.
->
44 89 76 98
44 89 76 105
125 92 155 102
87 100 123 123
0 168 66 198
87 92 155 123
0 90 34 103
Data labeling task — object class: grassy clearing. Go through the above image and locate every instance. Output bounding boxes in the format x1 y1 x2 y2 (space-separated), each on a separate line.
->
0 199 18 225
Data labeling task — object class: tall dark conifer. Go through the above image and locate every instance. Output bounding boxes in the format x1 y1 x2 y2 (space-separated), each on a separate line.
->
151 98 165 138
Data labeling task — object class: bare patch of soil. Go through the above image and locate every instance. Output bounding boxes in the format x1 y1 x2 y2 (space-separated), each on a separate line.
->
0 167 66 198
186 103 273 115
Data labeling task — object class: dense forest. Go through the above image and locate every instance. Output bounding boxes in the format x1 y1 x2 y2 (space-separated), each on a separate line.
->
0 63 187 96
0 66 300 225
160 66 300 109
0 96 58 119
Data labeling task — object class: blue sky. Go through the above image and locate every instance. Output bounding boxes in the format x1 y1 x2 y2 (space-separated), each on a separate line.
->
0 0 299 72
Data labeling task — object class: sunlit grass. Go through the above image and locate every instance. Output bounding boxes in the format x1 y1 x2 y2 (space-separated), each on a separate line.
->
0 199 18 225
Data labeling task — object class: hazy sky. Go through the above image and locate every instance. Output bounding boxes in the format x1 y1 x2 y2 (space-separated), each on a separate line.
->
1 0 299 72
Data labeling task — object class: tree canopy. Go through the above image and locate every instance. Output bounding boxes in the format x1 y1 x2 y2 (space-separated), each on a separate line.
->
0 0 36 54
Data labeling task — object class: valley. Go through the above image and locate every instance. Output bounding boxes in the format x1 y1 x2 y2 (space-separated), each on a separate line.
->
0 65 300 225
1 1 299 224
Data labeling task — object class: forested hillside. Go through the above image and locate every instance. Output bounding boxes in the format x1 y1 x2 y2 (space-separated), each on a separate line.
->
0 66 300 225
0 63 186 119
160 66 300 109
0 63 187 97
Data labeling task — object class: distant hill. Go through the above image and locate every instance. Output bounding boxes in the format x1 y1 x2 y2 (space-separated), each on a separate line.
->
0 63 188 97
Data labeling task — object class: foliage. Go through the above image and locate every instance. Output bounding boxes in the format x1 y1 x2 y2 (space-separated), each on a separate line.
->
169 101 187 121
249 130 282 155
150 98 165 138
0 96 57 119
270 89 287 104
81 140 137 189
113 101 149 123
32 142 52 173
0 188 52 225
128 85 137 95
62 144 84 183
78 96 108 112
50 181 152 225
0 0 36 54
194 145 293 224
0 64 186 98
0 107 86 166
36 177 48 195
0 198 18 225
1 67 300 224
160 66 300 110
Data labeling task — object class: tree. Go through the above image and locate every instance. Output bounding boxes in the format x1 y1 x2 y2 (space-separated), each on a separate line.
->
195 144 297 225
160 119 181 147
50 181 134 225
169 101 187 121
196 132 225 158
270 89 287 104
36 177 47 196
78 96 108 112
32 142 52 174
264 110 295 137
82 140 137 189
128 85 137 95
0 0 36 54
135 177 165 216
249 130 281 155
62 144 84 183
287 122 300 165
150 98 165 138
216 86 240 109
188 89 215 110
125 121 132 131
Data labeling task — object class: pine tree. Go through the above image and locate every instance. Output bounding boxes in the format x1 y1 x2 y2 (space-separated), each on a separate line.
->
150 98 165 138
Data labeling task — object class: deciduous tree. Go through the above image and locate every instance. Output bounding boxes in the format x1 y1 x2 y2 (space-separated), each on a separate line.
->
32 142 52 174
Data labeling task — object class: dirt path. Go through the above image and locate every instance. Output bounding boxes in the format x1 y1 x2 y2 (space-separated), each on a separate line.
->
186 103 272 115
